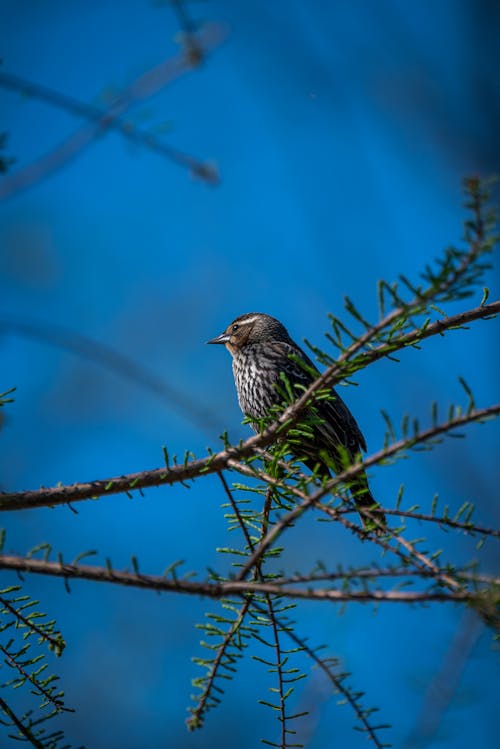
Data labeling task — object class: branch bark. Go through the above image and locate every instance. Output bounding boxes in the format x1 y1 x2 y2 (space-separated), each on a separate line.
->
0 554 489 604
1 301 498 512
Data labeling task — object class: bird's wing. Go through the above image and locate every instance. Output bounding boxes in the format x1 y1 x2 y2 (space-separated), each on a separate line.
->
317 390 367 453
270 341 367 455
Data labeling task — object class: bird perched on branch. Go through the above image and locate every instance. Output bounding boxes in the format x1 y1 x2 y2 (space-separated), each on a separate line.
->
208 312 386 532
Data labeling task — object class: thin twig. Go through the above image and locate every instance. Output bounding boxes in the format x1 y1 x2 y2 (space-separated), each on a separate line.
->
335 505 500 537
188 475 256 730
218 472 254 552
250 600 390 748
234 403 500 581
272 568 500 586
0 643 67 713
0 593 63 652
187 596 253 731
0 697 46 749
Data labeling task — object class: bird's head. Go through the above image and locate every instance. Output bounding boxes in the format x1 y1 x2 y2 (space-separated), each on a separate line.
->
207 312 290 355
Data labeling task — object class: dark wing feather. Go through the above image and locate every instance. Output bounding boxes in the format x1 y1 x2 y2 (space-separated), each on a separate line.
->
261 340 384 530
270 341 366 458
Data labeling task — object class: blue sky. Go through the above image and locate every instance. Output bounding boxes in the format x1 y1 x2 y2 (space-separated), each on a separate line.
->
1 2 499 748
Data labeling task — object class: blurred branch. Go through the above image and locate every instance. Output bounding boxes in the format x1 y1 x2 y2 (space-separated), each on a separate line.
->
0 131 15 173
0 21 226 201
0 301 498 512
0 316 220 434
403 610 484 749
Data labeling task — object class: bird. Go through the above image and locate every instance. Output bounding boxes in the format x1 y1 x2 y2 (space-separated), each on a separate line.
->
208 312 386 532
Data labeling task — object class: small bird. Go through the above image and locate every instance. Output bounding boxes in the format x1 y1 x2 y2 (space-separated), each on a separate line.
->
208 312 386 531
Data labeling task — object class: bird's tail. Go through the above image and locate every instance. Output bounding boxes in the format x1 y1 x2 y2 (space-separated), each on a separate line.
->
351 475 387 534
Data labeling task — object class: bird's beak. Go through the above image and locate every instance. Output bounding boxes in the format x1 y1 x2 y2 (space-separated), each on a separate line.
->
207 331 230 345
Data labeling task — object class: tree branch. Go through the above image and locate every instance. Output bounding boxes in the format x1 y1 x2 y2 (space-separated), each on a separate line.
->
1 302 498 512
234 403 500 581
0 554 494 604
0 697 46 749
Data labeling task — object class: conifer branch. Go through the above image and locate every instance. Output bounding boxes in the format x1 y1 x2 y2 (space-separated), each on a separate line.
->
187 596 253 731
234 403 500 581
0 593 64 654
250 600 390 748
188 475 258 731
364 506 500 537
0 697 46 749
0 643 66 714
1 302 497 513
1 554 496 604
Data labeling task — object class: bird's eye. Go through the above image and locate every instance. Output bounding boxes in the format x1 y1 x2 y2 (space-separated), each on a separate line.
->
231 324 239 333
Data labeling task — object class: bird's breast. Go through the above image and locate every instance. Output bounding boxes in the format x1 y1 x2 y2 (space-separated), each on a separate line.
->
232 348 281 419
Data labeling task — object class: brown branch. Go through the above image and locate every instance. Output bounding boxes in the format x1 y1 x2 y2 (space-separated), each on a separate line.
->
1 302 498 513
317 502 500 632
0 554 491 604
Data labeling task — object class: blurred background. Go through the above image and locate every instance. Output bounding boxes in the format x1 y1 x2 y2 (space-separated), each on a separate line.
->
1 1 499 747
